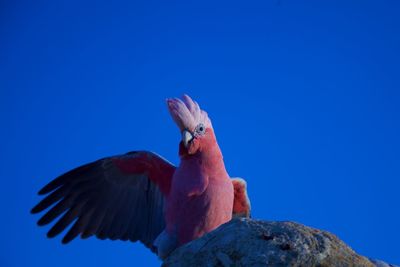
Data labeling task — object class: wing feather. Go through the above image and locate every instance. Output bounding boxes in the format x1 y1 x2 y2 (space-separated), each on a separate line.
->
32 151 175 252
32 185 70 214
231 177 251 218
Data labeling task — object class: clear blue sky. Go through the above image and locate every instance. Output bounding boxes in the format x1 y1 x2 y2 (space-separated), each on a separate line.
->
1 0 399 266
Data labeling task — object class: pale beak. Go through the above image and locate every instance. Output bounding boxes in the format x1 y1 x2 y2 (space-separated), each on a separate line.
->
182 130 194 148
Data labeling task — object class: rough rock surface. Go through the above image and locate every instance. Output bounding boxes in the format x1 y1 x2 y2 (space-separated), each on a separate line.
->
163 218 397 267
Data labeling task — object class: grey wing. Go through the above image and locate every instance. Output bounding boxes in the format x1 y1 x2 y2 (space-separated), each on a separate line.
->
31 151 175 253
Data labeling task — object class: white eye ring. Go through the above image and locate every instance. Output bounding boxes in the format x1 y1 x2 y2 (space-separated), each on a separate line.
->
194 123 206 136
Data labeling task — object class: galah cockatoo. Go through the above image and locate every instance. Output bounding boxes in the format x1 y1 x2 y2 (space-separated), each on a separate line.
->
31 95 251 258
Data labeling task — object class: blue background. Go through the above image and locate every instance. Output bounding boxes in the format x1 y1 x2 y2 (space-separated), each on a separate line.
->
1 0 399 266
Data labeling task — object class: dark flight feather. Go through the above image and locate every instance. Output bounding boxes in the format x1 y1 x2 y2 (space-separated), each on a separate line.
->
31 151 175 252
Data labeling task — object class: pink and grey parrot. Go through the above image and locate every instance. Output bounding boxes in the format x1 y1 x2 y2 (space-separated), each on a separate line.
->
31 94 251 258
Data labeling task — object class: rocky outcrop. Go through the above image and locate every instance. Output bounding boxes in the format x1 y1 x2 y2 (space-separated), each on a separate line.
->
163 218 397 267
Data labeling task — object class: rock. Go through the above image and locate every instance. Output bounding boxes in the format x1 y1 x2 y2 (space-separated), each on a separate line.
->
369 259 399 267
163 218 398 267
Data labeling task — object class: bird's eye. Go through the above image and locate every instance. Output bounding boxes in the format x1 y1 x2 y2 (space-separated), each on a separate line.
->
195 123 206 136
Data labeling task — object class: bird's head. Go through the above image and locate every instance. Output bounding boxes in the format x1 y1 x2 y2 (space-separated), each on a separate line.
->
167 95 213 155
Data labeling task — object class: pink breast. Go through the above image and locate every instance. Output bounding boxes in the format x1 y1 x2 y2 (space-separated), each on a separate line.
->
166 175 234 245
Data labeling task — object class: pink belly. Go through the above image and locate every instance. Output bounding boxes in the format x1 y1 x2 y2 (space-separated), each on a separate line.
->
166 179 234 245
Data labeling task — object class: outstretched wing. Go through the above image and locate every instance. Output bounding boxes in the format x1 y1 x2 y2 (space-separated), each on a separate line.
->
31 151 175 252
231 178 251 218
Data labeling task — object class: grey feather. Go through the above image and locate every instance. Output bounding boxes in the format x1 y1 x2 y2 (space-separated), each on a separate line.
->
32 151 175 253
